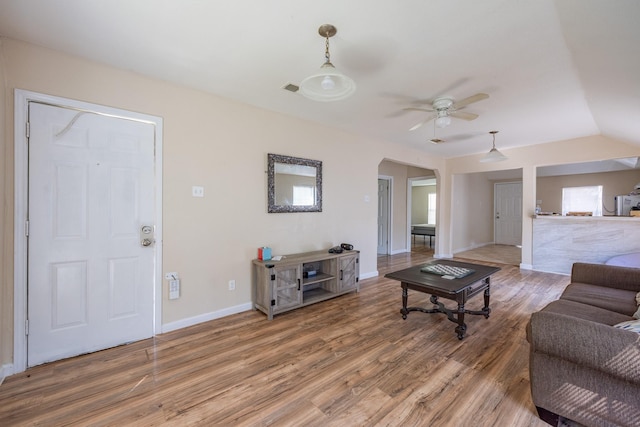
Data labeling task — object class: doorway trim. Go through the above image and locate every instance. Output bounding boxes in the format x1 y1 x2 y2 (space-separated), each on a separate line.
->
377 175 393 255
13 89 163 374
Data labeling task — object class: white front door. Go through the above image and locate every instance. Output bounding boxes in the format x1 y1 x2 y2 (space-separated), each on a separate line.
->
27 101 157 366
495 182 523 246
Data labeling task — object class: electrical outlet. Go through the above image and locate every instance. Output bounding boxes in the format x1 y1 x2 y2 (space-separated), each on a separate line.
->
228 279 236 291
192 186 204 197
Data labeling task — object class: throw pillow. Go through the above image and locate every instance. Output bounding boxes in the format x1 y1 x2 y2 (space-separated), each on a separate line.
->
614 319 640 333
635 306 640 320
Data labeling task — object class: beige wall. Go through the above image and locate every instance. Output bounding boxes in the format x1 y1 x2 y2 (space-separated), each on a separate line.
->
0 38 447 369
537 169 640 215
451 173 495 252
2 36 640 373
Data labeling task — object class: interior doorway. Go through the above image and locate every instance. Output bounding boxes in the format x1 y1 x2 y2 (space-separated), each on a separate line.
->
408 176 437 252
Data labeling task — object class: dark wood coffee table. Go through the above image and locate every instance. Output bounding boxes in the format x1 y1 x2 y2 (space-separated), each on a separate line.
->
385 260 501 339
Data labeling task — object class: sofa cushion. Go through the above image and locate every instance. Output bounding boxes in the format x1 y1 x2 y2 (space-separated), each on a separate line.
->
614 319 640 333
559 282 638 316
538 298 632 326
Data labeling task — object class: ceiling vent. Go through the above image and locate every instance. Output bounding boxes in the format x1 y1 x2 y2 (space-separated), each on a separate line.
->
283 83 299 93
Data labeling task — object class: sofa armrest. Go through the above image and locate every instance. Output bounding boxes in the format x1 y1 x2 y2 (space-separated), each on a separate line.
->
529 310 640 385
571 262 640 292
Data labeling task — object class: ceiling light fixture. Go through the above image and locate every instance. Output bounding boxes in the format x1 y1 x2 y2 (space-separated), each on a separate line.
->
480 131 508 163
435 110 452 128
299 24 356 102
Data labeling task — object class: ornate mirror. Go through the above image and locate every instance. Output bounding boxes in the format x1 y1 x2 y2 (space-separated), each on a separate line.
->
268 153 322 213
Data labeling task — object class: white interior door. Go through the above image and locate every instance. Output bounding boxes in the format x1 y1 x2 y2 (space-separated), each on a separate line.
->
27 102 157 366
377 179 389 254
495 182 523 246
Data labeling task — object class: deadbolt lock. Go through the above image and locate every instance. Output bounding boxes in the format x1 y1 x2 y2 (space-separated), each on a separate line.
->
140 225 155 247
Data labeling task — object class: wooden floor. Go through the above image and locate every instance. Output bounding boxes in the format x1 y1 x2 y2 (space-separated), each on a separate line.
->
0 246 570 426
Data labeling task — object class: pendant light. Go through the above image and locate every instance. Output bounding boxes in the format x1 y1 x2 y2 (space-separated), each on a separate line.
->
299 24 356 102
480 131 508 163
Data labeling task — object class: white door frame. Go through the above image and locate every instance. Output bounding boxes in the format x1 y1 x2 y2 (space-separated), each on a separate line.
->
13 89 163 374
377 175 393 255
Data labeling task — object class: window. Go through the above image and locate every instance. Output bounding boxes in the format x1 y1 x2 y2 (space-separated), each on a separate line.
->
292 185 315 206
427 192 437 224
562 185 603 216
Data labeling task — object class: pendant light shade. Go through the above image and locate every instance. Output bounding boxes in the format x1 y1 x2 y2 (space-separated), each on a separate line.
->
480 131 508 163
299 24 356 102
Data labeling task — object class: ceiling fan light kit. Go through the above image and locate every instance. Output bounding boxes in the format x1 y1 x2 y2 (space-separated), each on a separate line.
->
435 110 452 128
480 131 508 163
405 93 488 131
299 24 356 102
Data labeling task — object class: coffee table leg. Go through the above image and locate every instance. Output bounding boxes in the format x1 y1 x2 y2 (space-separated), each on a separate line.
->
401 283 408 319
483 285 491 318
456 303 466 340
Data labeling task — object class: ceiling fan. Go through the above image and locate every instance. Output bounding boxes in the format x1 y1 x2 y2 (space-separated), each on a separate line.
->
404 93 489 131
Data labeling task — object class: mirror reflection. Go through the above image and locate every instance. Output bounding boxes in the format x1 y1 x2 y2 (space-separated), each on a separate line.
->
268 153 322 213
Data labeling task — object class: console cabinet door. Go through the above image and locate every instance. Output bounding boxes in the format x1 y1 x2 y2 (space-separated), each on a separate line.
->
339 254 359 291
272 265 301 311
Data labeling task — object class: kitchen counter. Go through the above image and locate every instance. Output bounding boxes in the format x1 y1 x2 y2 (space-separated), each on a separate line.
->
533 215 640 274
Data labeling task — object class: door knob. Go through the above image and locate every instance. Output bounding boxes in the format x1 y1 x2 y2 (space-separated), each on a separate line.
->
140 225 155 247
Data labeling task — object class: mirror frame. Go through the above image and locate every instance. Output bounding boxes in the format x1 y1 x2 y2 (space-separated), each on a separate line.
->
268 153 322 213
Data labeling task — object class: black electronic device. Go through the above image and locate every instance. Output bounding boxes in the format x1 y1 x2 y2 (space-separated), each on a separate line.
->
340 243 354 251
328 246 343 254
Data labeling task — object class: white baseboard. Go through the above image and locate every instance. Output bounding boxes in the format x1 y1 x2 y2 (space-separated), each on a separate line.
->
1 364 14 384
161 302 253 333
519 263 533 270
434 253 453 259
454 242 493 254
390 248 408 255
360 271 378 280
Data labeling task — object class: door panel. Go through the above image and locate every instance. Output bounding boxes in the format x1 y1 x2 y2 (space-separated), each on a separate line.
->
274 266 301 310
495 182 523 246
28 102 156 366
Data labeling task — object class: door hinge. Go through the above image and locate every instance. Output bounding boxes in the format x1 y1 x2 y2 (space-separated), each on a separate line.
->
25 121 30 139
25 220 29 237
271 299 276 306
25 319 29 335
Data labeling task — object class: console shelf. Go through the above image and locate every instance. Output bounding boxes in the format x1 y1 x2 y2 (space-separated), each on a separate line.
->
302 272 334 286
252 249 359 320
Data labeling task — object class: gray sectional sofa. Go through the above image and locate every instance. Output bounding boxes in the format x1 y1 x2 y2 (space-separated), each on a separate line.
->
527 262 640 427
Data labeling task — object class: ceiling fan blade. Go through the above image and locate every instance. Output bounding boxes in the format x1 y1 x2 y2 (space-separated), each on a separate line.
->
449 111 479 121
452 93 489 109
409 114 436 131
403 107 434 113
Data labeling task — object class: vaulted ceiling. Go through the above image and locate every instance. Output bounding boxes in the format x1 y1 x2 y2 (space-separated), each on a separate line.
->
1 0 638 158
